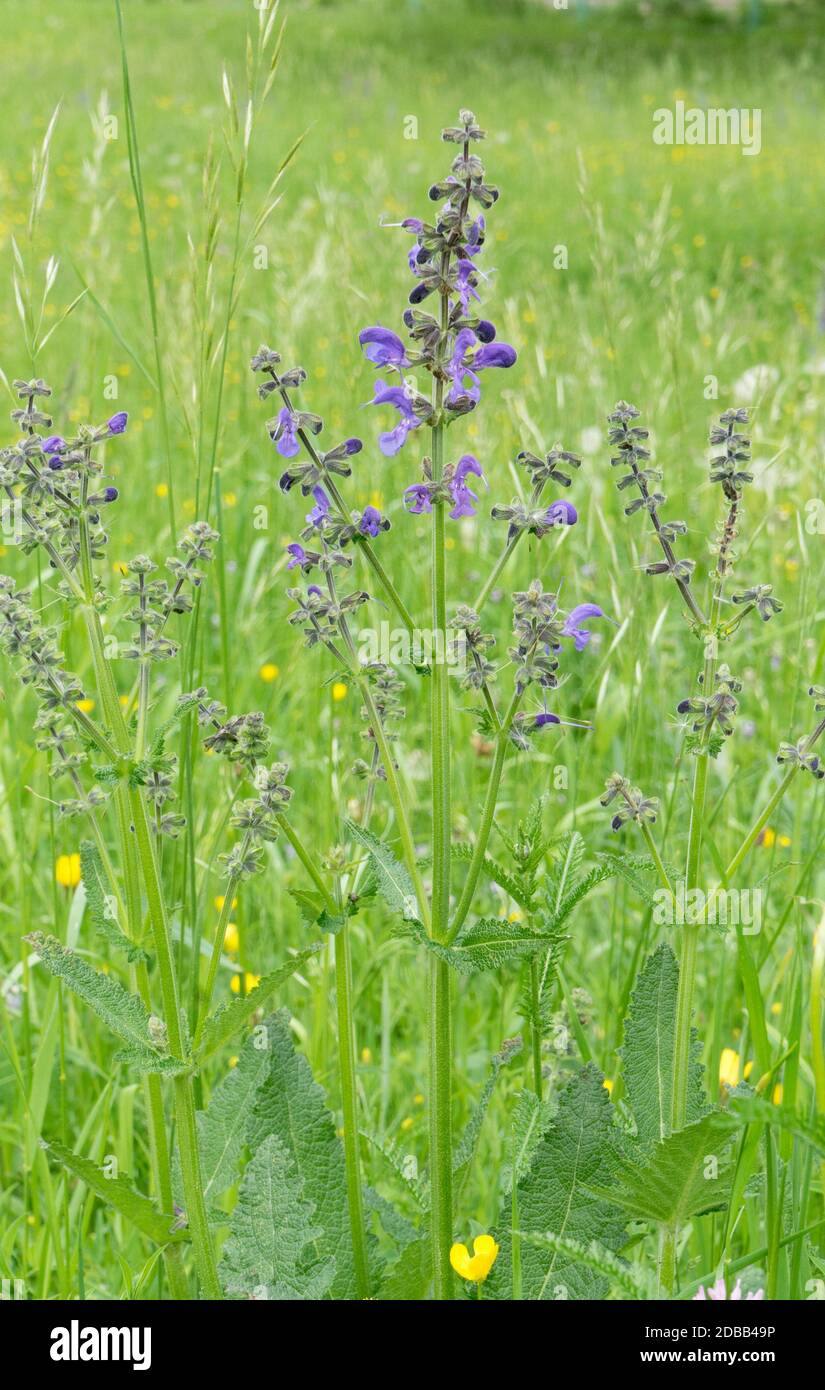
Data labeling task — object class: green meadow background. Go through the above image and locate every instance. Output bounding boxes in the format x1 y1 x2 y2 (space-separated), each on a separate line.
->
1 0 825 1297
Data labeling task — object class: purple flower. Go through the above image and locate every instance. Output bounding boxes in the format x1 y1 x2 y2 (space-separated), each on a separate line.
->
465 215 485 256
273 406 300 458
369 379 422 456
456 259 480 313
41 434 65 453
449 454 485 520
358 326 409 369
475 319 496 343
473 342 517 370
563 603 605 651
107 412 128 435
445 330 518 406
306 486 330 529
404 483 433 515
286 542 307 570
545 500 578 527
359 505 384 538
532 712 560 728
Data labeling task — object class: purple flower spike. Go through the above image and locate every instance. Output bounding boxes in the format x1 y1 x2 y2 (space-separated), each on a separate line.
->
107 412 128 435
369 378 422 456
404 483 433 515
359 505 384 538
473 342 517 370
286 542 307 570
563 603 606 651
546 500 578 527
358 326 409 369
306 486 331 530
273 406 300 458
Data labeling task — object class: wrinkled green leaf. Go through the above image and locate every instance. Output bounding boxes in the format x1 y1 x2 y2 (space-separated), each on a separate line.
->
220 1133 335 1300
589 1111 738 1226
621 944 707 1146
345 819 420 923
247 1011 359 1299
196 945 322 1061
43 1139 182 1246
488 1065 626 1300
80 842 150 965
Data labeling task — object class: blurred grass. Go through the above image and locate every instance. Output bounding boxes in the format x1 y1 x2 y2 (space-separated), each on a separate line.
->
1 0 825 1296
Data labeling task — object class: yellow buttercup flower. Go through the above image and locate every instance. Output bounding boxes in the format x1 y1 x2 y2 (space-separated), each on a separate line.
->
332 682 348 701
223 923 239 954
55 853 81 889
450 1234 499 1284
259 663 279 682
230 971 260 995
719 1047 740 1088
75 698 95 714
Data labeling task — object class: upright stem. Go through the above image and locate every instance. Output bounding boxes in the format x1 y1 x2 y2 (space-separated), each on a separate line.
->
334 921 370 1299
427 256 454 1300
671 500 735 1131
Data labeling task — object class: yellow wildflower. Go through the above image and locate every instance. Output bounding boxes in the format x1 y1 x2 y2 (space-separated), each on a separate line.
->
75 698 95 714
450 1234 500 1283
332 682 348 701
603 1078 614 1095
400 1116 413 1131
360 1047 373 1065
259 663 279 682
772 1083 783 1106
719 1047 740 1089
230 971 260 995
223 923 239 954
55 853 81 889
214 895 238 912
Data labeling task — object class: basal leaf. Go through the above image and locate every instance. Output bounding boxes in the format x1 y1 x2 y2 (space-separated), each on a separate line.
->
487 1065 626 1300
196 945 322 1062
196 1033 272 1211
518 1229 653 1300
247 1011 359 1299
590 1111 738 1227
219 1133 335 1300
621 944 707 1146
42 1139 182 1246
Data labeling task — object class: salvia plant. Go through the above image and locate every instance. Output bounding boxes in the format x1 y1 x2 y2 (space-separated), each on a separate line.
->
7 107 825 1305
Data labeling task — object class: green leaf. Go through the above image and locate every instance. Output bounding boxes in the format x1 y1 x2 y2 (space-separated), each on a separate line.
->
453 1038 522 1200
595 851 660 907
589 1111 738 1227
247 1011 359 1299
376 1234 432 1301
25 932 173 1072
195 1034 272 1211
196 946 322 1062
621 944 707 1146
394 916 548 975
80 842 150 965
487 1065 626 1300
450 843 535 913
110 1045 188 1076
219 1133 335 1300
728 1095 825 1159
42 1139 182 1246
517 1229 653 1300
345 819 420 923
503 1089 554 1194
